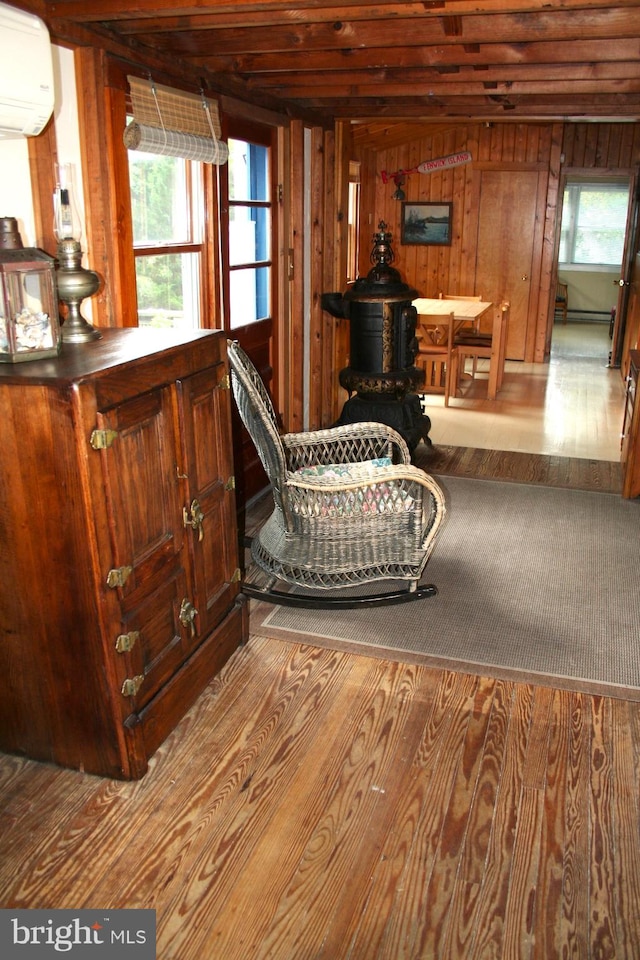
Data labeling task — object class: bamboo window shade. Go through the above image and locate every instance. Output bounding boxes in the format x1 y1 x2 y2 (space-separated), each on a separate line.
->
124 76 228 164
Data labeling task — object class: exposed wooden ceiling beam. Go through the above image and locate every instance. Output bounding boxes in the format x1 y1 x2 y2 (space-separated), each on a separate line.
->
43 0 640 24
125 9 640 57
10 1 640 132
203 41 640 77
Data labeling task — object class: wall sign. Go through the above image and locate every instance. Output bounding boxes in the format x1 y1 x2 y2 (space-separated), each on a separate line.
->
381 151 472 185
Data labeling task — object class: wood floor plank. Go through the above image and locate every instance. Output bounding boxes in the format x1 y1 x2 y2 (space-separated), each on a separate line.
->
437 679 515 957
589 696 617 959
413 676 499 959
418 444 622 494
466 682 535 960
246 661 439 960
346 669 480 959
2 636 301 907
530 688 570 959
155 653 399 957
610 699 640 954
501 686 554 959
100 644 360 924
559 691 591 959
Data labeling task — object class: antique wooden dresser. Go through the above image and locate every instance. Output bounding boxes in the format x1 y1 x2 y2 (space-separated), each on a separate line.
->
0 328 247 778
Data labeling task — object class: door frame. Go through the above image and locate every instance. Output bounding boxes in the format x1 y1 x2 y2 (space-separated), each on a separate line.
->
550 170 638 371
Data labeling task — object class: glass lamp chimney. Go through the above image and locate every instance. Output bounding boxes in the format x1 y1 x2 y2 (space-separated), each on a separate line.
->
53 163 82 242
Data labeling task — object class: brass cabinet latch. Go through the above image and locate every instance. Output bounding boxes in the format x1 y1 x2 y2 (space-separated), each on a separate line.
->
225 475 236 491
115 631 140 653
179 598 198 638
183 498 205 541
106 565 133 588
121 675 144 698
219 373 230 390
90 429 118 450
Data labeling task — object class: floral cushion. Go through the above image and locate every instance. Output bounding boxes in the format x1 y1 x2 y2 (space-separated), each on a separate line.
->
294 457 392 479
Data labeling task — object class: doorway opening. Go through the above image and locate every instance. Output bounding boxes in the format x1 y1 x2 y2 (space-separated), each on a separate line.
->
552 176 631 367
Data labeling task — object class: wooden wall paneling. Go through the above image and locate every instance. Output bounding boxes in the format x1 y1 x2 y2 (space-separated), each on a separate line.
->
358 148 377 281
538 123 565 361
75 48 135 328
27 118 58 255
274 122 290 423
322 124 348 427
287 118 305 433
563 122 640 170
584 124 602 167
525 169 553 362
320 126 336 427
308 125 326 431
460 126 481 297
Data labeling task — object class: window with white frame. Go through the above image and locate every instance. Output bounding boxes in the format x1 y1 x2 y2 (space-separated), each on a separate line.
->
559 181 629 267
225 135 272 329
128 148 205 329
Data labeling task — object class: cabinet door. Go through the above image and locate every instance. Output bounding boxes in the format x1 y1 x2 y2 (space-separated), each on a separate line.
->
178 361 241 638
93 385 197 710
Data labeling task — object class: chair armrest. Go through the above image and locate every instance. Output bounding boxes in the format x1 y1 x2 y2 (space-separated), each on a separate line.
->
282 421 412 469
285 464 446 547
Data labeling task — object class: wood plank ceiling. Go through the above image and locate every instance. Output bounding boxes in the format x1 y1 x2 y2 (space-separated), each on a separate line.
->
27 1 640 147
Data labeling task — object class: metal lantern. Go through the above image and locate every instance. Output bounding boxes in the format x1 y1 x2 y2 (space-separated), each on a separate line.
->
0 245 61 363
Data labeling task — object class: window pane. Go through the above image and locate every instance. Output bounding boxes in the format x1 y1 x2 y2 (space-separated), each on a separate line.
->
229 205 270 265
135 253 200 328
229 266 270 329
129 152 191 246
574 189 628 264
228 139 268 202
560 183 628 266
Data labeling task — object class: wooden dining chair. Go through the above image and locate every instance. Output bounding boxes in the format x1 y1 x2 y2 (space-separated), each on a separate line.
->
442 293 486 344
452 301 510 400
555 281 568 324
415 311 456 406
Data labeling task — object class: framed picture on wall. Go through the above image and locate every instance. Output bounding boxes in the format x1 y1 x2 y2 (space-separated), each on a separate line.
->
400 202 453 246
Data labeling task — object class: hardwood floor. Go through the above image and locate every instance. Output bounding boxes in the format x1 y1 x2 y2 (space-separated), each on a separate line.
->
422 321 625 463
414 321 625 494
2 636 639 959
0 321 637 959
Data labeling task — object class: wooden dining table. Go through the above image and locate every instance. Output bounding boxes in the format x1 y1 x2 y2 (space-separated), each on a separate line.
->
412 297 507 400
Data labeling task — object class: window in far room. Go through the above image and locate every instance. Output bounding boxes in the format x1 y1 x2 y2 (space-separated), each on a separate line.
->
559 181 630 267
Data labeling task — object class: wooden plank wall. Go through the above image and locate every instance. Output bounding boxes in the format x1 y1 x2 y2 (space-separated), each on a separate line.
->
355 124 555 298
351 121 640 370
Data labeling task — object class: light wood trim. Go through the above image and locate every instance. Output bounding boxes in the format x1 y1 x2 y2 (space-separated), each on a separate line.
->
75 46 136 327
287 118 305 433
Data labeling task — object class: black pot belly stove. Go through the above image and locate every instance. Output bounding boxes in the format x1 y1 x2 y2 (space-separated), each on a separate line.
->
322 222 431 452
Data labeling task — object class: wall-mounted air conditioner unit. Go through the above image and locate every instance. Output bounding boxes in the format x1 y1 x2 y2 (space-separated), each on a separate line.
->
0 1 54 139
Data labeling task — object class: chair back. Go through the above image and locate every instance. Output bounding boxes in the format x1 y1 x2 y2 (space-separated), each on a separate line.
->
227 340 288 503
415 311 455 403
415 311 454 350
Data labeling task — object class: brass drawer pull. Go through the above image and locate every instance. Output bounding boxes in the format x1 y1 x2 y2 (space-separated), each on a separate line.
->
179 598 198 638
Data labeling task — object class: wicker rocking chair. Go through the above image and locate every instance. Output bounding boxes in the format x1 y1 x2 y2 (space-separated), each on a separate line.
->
227 340 446 609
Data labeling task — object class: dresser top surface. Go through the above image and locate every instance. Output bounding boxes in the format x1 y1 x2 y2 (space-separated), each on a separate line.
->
0 327 224 385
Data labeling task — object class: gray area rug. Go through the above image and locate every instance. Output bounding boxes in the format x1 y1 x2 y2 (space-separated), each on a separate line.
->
252 476 640 699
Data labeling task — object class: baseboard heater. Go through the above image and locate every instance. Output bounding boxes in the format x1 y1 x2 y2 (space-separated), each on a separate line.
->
566 310 611 323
